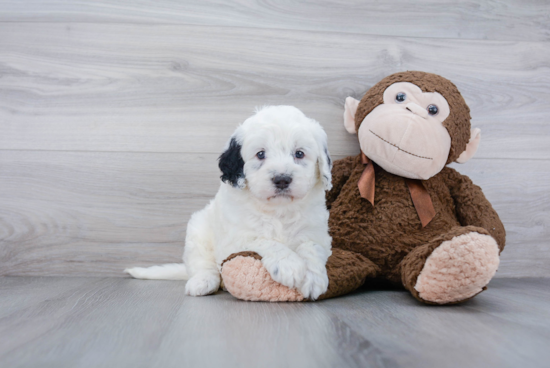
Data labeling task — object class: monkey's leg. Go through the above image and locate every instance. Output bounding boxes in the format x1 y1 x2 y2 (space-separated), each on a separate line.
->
221 248 379 302
400 226 500 305
318 248 380 300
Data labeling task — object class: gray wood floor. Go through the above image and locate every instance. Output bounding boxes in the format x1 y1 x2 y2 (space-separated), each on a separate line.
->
0 276 548 368
0 0 549 278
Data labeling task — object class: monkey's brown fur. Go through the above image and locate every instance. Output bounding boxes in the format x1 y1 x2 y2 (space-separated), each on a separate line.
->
222 71 506 304
323 156 505 302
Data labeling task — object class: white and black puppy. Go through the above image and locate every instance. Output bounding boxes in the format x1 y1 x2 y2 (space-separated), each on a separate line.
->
125 106 333 300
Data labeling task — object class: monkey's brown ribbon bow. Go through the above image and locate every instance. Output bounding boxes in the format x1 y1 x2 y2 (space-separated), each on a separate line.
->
358 153 436 228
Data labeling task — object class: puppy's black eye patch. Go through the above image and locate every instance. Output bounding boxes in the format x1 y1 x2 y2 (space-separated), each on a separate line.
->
218 138 245 187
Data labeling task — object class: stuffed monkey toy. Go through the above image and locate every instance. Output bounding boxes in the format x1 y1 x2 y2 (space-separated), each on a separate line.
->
221 71 506 304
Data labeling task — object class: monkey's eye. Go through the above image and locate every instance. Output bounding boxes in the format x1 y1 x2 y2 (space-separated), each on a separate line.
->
395 92 406 103
295 150 305 159
427 104 439 116
256 151 266 159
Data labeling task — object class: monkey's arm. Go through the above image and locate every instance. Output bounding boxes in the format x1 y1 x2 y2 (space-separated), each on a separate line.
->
441 167 506 251
326 155 357 210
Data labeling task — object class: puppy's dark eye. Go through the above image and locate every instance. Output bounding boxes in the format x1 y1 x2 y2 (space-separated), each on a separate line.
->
395 92 406 103
295 151 305 159
256 151 265 159
427 104 439 116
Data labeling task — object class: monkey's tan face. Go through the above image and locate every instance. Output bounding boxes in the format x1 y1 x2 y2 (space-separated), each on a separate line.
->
358 82 452 180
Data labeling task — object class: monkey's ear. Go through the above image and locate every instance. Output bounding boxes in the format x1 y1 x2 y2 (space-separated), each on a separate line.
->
344 97 360 134
456 128 481 164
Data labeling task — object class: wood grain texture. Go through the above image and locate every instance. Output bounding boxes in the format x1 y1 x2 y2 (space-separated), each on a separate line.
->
0 2 548 278
0 150 548 278
0 0 548 41
0 23 549 158
0 276 549 368
0 151 216 277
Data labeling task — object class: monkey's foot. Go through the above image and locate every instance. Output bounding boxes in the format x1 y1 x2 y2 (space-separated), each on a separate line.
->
221 252 304 302
415 232 500 304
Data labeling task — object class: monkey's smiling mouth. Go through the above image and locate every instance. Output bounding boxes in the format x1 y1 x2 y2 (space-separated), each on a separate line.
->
369 130 433 160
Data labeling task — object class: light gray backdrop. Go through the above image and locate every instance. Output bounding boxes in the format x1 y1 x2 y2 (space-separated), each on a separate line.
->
0 0 548 278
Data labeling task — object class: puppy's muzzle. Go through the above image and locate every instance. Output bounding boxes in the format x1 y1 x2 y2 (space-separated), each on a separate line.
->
272 175 292 190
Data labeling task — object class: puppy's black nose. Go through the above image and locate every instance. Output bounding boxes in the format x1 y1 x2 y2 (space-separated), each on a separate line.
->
272 175 292 190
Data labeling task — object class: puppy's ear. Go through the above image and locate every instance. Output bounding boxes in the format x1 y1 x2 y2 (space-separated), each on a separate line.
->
319 145 333 191
315 127 333 191
218 137 245 189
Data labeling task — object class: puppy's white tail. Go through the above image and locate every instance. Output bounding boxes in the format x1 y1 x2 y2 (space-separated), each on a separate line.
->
124 263 189 280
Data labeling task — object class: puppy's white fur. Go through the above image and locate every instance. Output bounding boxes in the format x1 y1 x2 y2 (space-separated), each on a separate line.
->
125 106 332 300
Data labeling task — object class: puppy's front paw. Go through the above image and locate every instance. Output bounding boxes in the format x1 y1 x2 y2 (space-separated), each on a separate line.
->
185 273 220 296
262 253 307 290
300 269 329 300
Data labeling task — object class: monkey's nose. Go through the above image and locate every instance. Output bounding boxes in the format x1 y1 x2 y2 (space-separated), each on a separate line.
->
272 175 292 190
405 103 428 118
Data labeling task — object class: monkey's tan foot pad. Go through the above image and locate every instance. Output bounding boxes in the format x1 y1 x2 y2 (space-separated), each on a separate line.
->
415 232 500 304
221 252 304 302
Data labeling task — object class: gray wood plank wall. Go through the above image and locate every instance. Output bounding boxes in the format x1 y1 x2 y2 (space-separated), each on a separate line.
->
0 1 548 277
